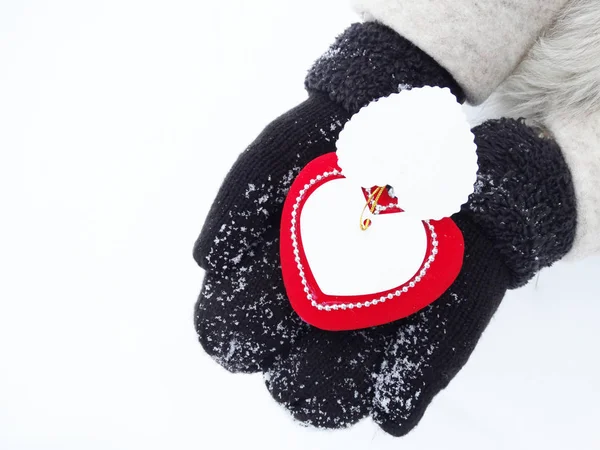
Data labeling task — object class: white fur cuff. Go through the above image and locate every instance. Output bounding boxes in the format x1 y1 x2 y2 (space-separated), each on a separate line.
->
547 113 600 260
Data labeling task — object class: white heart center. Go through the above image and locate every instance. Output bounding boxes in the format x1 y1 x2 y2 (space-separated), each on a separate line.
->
300 178 428 297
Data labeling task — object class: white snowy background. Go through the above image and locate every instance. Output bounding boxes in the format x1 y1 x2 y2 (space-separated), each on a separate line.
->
1 1 599 449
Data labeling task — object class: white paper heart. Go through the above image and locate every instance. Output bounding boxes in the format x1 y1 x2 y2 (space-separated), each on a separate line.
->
300 178 427 296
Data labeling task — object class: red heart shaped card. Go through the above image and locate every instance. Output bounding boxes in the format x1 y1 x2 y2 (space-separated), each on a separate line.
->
280 152 464 331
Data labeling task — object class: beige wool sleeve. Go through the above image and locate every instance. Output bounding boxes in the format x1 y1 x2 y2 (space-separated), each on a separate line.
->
351 0 569 105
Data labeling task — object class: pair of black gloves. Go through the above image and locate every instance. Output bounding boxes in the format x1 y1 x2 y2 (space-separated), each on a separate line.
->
193 23 577 436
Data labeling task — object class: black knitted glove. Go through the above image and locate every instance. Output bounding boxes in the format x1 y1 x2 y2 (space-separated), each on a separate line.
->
193 23 577 436
262 118 576 435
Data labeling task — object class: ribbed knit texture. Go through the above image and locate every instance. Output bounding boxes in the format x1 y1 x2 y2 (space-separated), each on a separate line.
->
463 119 577 288
371 215 510 436
194 93 348 274
305 22 465 114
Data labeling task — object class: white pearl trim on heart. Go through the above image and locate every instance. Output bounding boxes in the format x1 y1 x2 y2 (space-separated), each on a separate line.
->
290 170 438 312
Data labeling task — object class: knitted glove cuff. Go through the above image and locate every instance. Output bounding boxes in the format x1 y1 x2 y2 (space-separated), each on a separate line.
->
463 118 577 288
305 22 465 115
